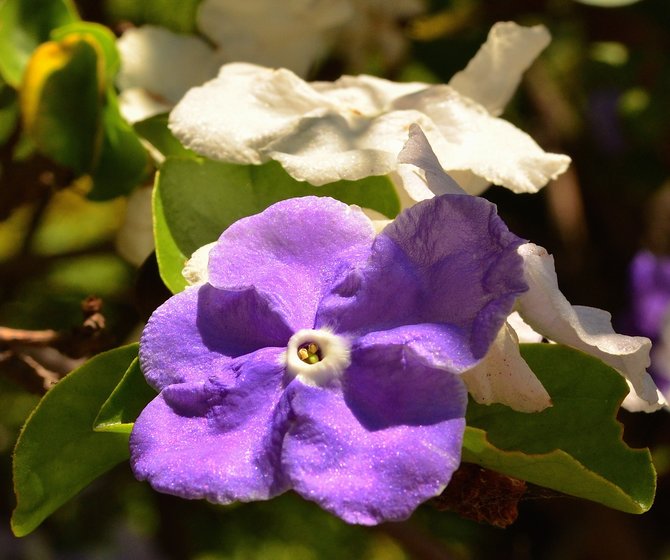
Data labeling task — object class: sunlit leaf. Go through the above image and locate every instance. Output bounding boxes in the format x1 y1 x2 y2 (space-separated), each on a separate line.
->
0 0 78 87
94 358 157 434
51 22 120 86
154 157 401 293
20 36 101 172
11 344 138 537
463 344 656 514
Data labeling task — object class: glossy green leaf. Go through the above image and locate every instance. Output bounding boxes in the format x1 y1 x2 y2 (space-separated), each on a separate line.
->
463 344 656 514
21 36 101 172
11 344 138 537
154 157 400 293
153 171 190 293
88 89 149 200
51 22 120 86
94 358 156 434
103 0 202 33
0 0 78 87
134 112 196 158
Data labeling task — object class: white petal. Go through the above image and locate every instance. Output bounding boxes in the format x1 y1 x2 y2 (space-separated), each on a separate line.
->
169 63 330 167
182 242 217 286
171 63 569 191
622 380 667 413
449 22 550 117
462 323 552 413
516 243 663 410
507 311 543 343
393 86 571 194
197 0 353 76
396 123 465 203
265 110 422 184
117 25 220 105
116 185 154 267
117 88 172 124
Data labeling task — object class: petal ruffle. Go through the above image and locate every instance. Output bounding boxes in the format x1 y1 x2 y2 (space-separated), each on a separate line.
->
131 347 290 503
517 243 663 411
392 87 570 195
169 63 330 166
396 123 466 203
448 21 550 117
316 194 527 360
207 196 375 331
282 346 466 525
140 284 293 390
462 322 551 412
169 60 570 192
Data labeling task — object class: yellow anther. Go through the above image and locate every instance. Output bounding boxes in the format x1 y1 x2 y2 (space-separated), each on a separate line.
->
297 348 310 361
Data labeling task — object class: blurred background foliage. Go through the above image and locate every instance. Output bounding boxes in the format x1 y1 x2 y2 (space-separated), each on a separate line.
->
2 0 670 558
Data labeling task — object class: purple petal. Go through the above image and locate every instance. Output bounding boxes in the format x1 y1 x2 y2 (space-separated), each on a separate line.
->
207 197 375 331
352 323 477 375
282 349 466 525
316 194 527 359
140 284 293 390
628 251 670 339
130 348 290 503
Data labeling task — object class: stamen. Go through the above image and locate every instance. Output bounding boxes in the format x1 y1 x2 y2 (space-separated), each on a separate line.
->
284 329 351 386
298 342 321 364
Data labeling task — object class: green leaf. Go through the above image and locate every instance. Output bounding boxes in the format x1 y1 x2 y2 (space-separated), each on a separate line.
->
0 78 19 145
88 89 149 200
103 0 202 34
0 0 78 87
11 344 138 537
463 344 656 514
20 36 101 172
134 112 196 158
153 172 189 293
94 357 157 434
51 22 120 87
154 157 400 293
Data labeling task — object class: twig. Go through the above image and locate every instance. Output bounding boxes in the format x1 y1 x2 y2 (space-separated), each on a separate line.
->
0 296 110 394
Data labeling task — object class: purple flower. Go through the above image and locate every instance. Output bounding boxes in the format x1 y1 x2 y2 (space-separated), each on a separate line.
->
130 195 527 525
627 251 670 341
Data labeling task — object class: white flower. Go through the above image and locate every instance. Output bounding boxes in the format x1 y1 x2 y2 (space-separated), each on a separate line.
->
400 125 664 413
182 242 216 286
169 22 570 195
116 0 355 122
516 243 665 413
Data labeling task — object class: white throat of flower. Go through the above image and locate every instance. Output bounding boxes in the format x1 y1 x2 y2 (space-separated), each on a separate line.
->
284 328 351 387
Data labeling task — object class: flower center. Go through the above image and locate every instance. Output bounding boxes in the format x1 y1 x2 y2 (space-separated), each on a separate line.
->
285 329 351 387
297 342 321 364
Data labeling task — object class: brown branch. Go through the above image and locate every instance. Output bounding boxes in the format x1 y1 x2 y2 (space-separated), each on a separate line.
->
0 326 58 345
0 296 111 394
